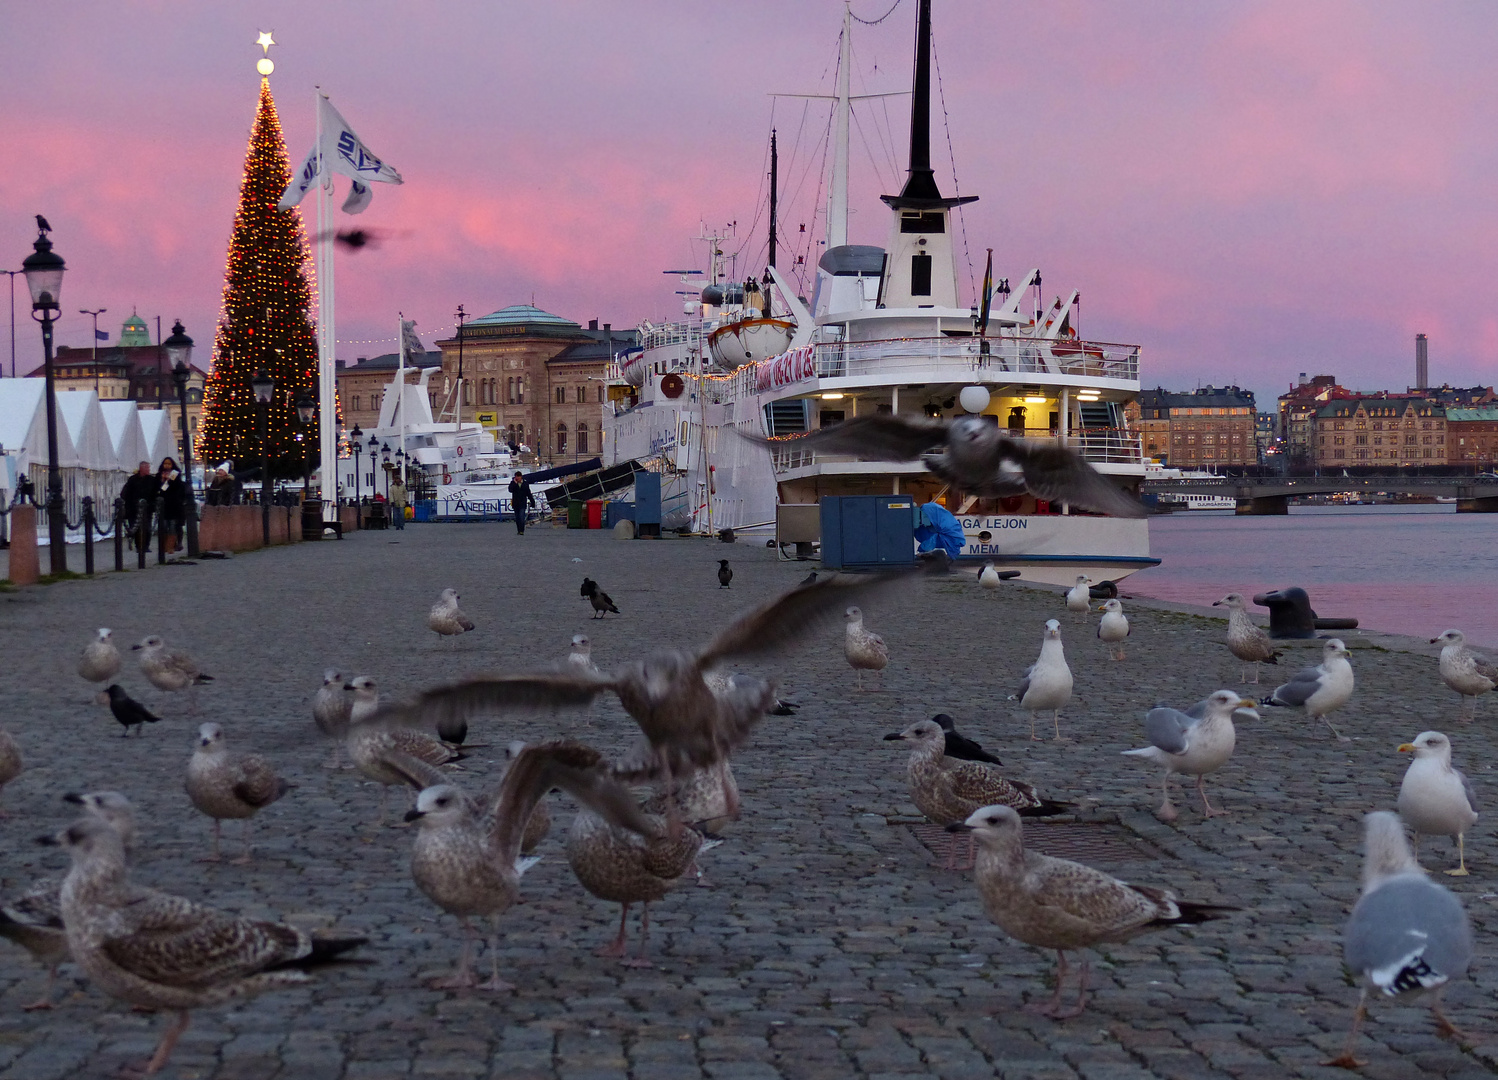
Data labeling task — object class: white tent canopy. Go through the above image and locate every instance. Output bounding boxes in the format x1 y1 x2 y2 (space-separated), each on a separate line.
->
0 379 82 474
100 401 150 473
56 390 123 514
136 410 176 469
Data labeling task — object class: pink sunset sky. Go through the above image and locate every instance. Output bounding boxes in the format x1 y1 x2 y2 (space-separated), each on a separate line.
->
3 0 1497 407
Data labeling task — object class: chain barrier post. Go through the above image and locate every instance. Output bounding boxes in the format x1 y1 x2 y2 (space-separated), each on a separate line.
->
157 506 167 566
137 498 148 570
82 496 94 575
113 498 124 572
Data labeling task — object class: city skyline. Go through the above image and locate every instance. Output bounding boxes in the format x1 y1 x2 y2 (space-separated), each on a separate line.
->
3 0 1497 406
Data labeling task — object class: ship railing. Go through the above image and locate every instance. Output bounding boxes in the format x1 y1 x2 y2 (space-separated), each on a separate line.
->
765 426 1142 475
810 336 1139 382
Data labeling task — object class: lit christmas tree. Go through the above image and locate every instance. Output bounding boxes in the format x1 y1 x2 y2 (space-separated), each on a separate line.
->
196 75 319 475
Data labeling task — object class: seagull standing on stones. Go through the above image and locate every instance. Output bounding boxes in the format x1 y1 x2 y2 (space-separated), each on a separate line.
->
133 636 213 712
400 741 657 989
185 723 291 864
78 629 121 691
978 563 1002 590
1065 575 1092 613
1396 731 1478 876
1213 593 1281 684
844 605 888 691
1323 811 1472 1068
104 684 162 737
717 560 733 588
429 588 475 644
1010 620 1073 741
1430 630 1496 721
737 414 1149 516
312 670 354 768
54 816 365 1078
1096 599 1129 660
0 728 20 816
568 634 598 674
0 792 135 1011
345 677 467 825
1262 638 1355 741
885 720 1069 869
953 805 1236 1018
1121 691 1258 821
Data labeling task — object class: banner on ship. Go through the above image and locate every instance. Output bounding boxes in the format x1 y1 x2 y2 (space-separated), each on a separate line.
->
754 346 816 393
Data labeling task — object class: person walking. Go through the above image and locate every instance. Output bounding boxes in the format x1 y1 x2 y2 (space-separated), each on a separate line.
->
389 476 407 531
155 458 188 556
508 471 536 535
119 461 156 553
207 468 235 506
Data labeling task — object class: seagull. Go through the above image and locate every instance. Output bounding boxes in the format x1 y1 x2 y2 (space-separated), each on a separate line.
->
737 414 1148 517
844 605 889 691
581 577 621 619
104 684 162 737
1096 599 1129 660
399 741 657 989
643 759 740 839
567 634 598 675
312 669 354 768
185 723 291 864
1009 620 1072 740
1323 811 1472 1068
953 804 1236 1018
932 713 1003 765
1262 638 1355 741
78 628 121 689
0 728 20 816
1121 691 1258 821
1396 731 1478 876
429 588 475 643
886 720 1070 869
978 563 1003 590
0 792 136 1011
1065 575 1092 613
1213 593 1281 684
132 635 213 712
1430 630 1496 721
345 677 467 825
370 572 915 833
53 816 365 1078
717 560 733 588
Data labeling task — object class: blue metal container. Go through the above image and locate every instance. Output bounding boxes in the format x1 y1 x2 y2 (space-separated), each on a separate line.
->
818 495 916 570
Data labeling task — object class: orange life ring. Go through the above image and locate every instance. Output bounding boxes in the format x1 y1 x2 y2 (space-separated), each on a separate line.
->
442 472 452 485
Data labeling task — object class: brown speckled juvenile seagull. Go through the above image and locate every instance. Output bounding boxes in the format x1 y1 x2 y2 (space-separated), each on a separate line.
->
184 724 290 864
1212 593 1280 684
312 669 354 768
345 677 468 825
78 628 122 689
428 588 475 644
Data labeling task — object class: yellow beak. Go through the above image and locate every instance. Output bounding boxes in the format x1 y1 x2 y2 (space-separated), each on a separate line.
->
1234 698 1258 711
1397 743 1415 753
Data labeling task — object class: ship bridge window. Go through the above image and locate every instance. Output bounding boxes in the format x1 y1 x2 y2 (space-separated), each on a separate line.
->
911 254 932 296
900 212 946 233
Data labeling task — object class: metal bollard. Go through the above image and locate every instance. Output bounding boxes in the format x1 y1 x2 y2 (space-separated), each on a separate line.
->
113 498 124 572
157 509 167 565
82 497 95 576
137 499 149 570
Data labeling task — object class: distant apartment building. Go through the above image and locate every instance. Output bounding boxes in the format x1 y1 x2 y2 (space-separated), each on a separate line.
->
1447 408 1498 467
1136 386 1257 468
1255 411 1278 463
1312 397 1446 467
1277 374 1350 464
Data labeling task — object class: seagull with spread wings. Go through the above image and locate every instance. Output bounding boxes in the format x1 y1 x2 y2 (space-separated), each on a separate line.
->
738 414 1147 517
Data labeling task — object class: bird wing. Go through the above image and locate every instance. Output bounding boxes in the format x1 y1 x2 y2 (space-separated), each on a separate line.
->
1344 876 1472 992
1470 650 1498 683
1024 854 1170 937
1142 708 1193 755
1269 666 1324 707
369 671 618 735
697 568 918 667
375 749 454 794
101 887 309 989
2 876 64 931
639 827 705 880
945 762 1041 810
1009 441 1149 518
490 741 658 865
738 414 950 461
231 755 286 809
921 451 1029 498
1457 768 1478 814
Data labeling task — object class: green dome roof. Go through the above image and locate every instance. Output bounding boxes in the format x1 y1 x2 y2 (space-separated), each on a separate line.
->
119 310 151 347
469 304 578 329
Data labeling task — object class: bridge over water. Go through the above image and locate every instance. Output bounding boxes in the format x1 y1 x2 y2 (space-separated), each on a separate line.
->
1142 474 1498 514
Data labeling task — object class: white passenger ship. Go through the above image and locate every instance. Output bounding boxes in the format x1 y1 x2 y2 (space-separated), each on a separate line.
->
603 0 1155 584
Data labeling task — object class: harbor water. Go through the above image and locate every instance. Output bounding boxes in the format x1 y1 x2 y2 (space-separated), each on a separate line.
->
1129 504 1498 649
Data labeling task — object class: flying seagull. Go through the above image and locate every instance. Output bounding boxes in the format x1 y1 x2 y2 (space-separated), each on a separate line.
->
739 415 1147 517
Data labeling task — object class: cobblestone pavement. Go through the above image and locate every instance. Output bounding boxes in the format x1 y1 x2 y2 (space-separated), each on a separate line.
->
2 522 1496 1079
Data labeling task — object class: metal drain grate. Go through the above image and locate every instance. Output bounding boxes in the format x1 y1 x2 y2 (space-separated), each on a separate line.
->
906 821 1161 865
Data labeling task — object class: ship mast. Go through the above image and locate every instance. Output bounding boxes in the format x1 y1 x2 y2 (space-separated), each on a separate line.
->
827 0 853 250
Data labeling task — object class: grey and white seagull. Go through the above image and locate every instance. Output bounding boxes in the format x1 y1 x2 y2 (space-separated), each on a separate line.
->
1430 630 1496 720
1262 638 1355 741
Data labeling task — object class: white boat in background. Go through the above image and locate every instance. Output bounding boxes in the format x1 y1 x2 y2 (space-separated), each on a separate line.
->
1144 463 1237 511
603 0 1156 584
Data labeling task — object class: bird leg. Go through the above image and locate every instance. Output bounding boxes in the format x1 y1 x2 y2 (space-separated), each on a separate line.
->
1196 775 1226 818
1431 992 1469 1041
475 915 514 992
1156 773 1179 823
1029 713 1041 741
1051 710 1065 742
20 965 60 1011
230 819 254 866
1322 990 1368 1068
855 669 863 692
199 819 223 863
1024 950 1072 1017
596 903 631 958
1321 716 1351 743
1051 956 1091 1019
123 1008 191 1079
943 830 960 871
323 743 342 769
1446 833 1470 876
428 918 480 989
621 902 653 968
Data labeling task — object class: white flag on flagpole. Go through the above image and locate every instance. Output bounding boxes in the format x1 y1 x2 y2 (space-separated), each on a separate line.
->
277 94 403 212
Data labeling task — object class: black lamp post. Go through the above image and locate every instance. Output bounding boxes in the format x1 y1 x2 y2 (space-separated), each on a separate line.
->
349 423 363 528
21 221 68 574
380 442 392 500
251 370 274 545
165 320 199 557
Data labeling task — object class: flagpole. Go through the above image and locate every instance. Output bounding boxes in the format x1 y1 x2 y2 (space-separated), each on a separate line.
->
397 314 407 478
315 89 337 521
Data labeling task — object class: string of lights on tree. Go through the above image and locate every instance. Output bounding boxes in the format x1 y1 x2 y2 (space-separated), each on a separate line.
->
196 76 327 475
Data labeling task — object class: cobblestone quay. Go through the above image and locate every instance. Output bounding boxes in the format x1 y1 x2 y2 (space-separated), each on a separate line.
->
1 522 1495 1078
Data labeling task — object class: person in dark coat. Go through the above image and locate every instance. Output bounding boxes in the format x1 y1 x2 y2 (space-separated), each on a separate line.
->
206 468 235 506
508 472 536 535
119 461 156 552
155 458 188 555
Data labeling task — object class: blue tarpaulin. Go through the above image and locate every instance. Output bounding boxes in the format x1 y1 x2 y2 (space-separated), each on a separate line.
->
914 501 965 559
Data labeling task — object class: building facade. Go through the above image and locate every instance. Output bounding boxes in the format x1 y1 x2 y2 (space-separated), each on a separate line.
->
1135 386 1257 468
1276 374 1349 464
1446 408 1498 467
1312 398 1447 467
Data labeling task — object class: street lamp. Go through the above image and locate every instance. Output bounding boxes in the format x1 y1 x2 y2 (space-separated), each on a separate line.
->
349 423 363 529
380 442 392 500
165 320 199 557
294 391 315 497
250 369 274 546
21 221 68 575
